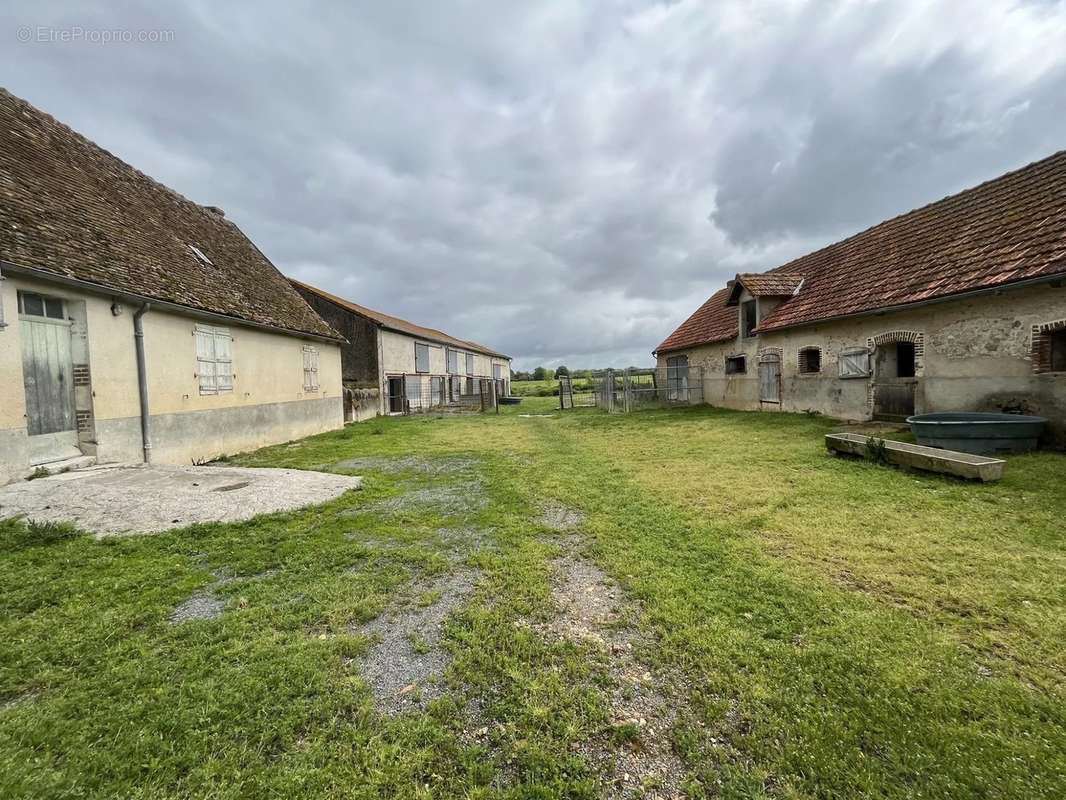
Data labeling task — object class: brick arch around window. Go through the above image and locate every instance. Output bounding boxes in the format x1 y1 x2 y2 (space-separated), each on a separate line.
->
1031 318 1066 373
757 346 782 361
865 330 924 412
866 330 925 376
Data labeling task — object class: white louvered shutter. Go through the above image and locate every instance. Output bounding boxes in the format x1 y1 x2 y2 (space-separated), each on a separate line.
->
215 328 233 391
196 325 217 394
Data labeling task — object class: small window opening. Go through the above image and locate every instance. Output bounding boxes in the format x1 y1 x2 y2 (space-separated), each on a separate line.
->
18 291 65 320
798 347 822 374
189 244 214 266
742 300 758 338
725 355 746 374
1050 329 1066 372
896 341 916 378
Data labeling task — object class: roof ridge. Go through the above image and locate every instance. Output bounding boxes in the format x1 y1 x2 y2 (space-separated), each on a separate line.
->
289 278 509 358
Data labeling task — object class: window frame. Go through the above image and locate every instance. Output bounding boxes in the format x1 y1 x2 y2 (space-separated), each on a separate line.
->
414 342 430 374
725 355 747 375
798 346 822 375
302 345 320 392
838 347 871 379
465 352 474 376
446 347 459 374
741 300 758 338
18 290 65 320
1049 329 1066 373
195 324 233 395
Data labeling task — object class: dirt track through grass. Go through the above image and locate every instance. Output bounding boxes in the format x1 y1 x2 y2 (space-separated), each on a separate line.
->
1 401 1064 799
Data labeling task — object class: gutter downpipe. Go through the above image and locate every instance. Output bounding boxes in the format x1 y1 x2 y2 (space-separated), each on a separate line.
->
133 303 152 463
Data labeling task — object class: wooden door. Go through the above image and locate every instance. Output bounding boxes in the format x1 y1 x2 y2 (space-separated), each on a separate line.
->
758 355 781 404
21 314 80 464
873 382 915 421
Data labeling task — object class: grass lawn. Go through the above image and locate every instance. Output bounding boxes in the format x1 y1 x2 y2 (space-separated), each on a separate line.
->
2 401 1064 798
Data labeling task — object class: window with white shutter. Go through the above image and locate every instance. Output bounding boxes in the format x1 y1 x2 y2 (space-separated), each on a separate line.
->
415 342 430 373
838 347 870 379
302 345 320 391
195 324 233 395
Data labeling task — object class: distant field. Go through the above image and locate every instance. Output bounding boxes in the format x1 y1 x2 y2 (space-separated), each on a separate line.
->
511 378 592 397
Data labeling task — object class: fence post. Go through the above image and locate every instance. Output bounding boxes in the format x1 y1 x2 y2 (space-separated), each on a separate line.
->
492 379 499 414
623 368 630 413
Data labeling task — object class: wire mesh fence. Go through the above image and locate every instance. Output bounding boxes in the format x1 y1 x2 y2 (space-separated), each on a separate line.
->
385 375 505 415
559 366 703 412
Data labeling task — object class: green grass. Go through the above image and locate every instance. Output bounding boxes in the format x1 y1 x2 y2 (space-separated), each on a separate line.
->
2 403 1064 798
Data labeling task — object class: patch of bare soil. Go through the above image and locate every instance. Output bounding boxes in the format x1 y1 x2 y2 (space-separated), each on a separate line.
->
353 568 479 716
357 481 489 516
540 503 585 531
539 533 688 799
168 564 274 624
333 455 479 476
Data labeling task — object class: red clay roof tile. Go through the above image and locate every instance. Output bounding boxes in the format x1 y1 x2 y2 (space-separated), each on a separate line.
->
657 151 1066 352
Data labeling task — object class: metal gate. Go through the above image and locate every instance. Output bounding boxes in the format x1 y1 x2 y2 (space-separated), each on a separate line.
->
758 353 781 404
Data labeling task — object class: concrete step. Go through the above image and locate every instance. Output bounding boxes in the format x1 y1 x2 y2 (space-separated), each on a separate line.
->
31 455 97 478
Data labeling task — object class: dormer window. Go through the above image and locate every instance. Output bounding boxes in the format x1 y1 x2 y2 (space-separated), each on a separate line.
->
742 300 758 338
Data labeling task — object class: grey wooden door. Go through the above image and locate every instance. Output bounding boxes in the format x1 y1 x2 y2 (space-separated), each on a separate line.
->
758 355 781 403
873 381 916 421
21 314 79 463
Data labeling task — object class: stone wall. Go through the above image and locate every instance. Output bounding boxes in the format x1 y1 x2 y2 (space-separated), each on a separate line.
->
658 282 1066 446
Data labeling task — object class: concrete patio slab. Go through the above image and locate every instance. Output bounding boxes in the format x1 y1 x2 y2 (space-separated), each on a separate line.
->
0 463 362 536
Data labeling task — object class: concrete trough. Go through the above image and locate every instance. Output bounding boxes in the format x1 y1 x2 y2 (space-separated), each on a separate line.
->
825 432 1005 482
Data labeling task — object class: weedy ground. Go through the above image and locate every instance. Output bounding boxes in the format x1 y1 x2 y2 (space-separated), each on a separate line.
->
2 399 1064 799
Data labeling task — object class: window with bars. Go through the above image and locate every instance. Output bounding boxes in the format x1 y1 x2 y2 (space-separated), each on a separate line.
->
195 324 233 395
465 353 474 375
302 346 320 391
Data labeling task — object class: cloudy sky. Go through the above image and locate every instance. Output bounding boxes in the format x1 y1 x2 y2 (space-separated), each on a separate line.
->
4 1 1066 369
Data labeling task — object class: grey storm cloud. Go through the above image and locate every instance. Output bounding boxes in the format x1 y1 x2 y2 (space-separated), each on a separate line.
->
4 0 1066 369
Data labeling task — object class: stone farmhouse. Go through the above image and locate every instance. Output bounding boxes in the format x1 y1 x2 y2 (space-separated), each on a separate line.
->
655 152 1066 445
290 280 512 419
0 89 345 483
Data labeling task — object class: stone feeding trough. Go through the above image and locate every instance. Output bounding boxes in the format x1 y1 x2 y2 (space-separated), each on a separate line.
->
825 433 1006 482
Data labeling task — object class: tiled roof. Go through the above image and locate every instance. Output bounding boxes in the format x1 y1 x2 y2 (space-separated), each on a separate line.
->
654 287 737 353
734 272 803 298
657 150 1066 352
0 89 341 340
290 279 510 359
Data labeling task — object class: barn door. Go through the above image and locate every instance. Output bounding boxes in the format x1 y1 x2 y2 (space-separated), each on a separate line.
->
758 354 781 404
19 292 81 464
